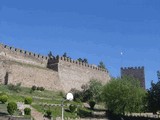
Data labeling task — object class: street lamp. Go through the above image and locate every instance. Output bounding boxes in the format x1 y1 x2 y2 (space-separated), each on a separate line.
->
61 93 74 120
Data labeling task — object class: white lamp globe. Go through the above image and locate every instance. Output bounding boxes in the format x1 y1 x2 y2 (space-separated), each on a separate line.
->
66 93 73 101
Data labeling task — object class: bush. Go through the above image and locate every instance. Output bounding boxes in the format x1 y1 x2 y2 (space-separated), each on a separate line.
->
77 108 92 117
0 92 7 96
70 88 82 101
39 87 45 91
31 85 37 91
24 108 31 115
8 83 21 92
89 100 96 110
7 102 17 115
59 91 65 98
36 87 40 91
0 95 8 104
45 109 52 118
69 104 77 113
24 97 32 104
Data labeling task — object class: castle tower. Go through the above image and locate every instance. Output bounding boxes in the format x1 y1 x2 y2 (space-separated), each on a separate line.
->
121 66 145 89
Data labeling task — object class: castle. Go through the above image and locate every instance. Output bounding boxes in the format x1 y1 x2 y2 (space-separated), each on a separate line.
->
0 43 111 92
121 66 145 89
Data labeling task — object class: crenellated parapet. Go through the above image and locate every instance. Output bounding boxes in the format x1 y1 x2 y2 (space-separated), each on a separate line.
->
121 66 144 70
0 43 109 73
0 43 110 92
48 56 108 73
0 43 49 61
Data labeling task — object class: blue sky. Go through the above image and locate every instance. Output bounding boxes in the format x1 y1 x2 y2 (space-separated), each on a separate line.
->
0 0 160 89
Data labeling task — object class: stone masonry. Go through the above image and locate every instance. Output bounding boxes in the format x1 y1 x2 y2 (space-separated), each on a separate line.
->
0 43 111 92
121 66 145 89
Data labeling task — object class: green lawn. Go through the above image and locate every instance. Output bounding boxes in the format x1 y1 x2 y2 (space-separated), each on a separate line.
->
0 84 89 118
0 103 8 115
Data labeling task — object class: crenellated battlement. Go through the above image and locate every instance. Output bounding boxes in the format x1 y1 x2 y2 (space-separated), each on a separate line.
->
0 43 49 61
0 43 109 73
121 66 144 70
49 56 108 73
0 43 110 92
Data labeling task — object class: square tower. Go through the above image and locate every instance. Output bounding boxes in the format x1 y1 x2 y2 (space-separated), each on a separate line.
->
121 66 145 89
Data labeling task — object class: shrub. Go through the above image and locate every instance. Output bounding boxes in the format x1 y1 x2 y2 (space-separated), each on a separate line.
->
24 108 31 115
70 88 82 101
36 86 40 91
24 97 32 104
69 104 77 113
45 109 52 118
77 108 92 117
31 85 37 91
59 91 65 98
39 87 45 91
89 100 96 110
7 102 17 115
0 92 7 96
0 95 8 104
8 83 21 92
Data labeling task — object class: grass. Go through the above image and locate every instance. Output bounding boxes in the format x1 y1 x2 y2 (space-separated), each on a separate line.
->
32 104 81 119
0 84 92 119
0 103 8 115
0 84 62 99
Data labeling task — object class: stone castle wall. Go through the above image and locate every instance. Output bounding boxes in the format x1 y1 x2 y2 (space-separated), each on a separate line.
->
121 66 145 89
0 43 111 92
0 44 48 67
0 60 62 91
58 57 110 92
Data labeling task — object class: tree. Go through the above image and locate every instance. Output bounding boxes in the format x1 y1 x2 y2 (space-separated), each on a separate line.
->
7 102 17 115
48 51 53 59
88 79 103 102
0 95 8 104
24 97 33 104
157 71 160 81
147 81 160 114
102 77 146 115
24 108 31 115
63 52 67 57
77 58 83 62
81 79 103 102
77 58 88 63
63 52 71 59
98 61 106 69
83 58 88 63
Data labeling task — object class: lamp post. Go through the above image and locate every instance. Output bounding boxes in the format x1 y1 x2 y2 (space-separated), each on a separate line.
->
61 93 73 120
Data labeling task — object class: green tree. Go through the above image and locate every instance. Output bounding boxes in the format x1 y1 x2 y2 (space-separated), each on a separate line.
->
24 108 31 115
83 58 88 63
98 61 106 69
88 79 103 102
81 79 103 102
63 52 71 59
102 77 146 115
77 58 83 62
63 52 67 57
0 95 8 104
89 100 96 110
147 81 160 114
24 97 33 104
157 71 160 81
77 58 88 63
7 102 17 115
48 51 53 59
